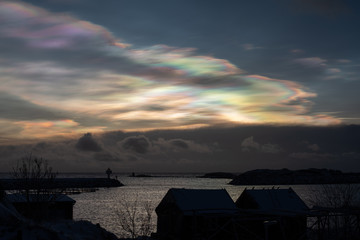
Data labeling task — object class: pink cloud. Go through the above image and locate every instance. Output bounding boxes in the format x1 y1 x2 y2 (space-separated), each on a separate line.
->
290 49 304 54
242 43 262 51
0 2 129 50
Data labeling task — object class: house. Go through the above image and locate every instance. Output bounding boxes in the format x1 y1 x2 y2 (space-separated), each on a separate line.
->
155 188 238 240
235 188 309 240
6 193 76 221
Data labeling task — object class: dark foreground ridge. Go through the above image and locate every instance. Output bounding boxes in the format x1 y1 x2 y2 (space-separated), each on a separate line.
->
0 178 123 190
229 168 360 185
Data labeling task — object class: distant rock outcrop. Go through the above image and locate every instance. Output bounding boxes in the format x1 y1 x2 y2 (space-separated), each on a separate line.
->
129 174 153 178
229 168 360 185
198 172 236 179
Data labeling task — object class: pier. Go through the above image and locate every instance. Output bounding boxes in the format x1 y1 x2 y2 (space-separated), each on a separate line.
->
0 178 123 190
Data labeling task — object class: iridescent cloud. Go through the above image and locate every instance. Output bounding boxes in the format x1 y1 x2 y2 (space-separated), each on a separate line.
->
0 1 128 49
126 45 241 78
0 1 341 142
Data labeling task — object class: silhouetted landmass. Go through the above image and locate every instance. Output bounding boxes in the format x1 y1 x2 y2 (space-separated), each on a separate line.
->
129 174 153 177
229 168 360 185
198 172 236 179
0 178 123 190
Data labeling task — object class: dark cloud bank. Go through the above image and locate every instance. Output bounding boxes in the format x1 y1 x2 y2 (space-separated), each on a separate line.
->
75 133 102 152
0 125 359 173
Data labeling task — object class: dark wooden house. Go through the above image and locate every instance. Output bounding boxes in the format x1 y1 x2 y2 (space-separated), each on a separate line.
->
155 188 238 240
236 188 309 240
6 193 76 221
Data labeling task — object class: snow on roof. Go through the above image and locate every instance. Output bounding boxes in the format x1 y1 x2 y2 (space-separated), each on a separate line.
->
157 188 237 215
237 188 308 212
6 193 75 203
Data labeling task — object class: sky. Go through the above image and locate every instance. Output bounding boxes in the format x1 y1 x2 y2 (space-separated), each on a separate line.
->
0 0 359 172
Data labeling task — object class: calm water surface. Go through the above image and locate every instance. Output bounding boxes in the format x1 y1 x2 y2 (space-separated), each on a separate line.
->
69 173 313 237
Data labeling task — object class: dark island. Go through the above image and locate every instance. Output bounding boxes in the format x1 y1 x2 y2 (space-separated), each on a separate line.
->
229 168 360 185
129 173 153 177
198 172 236 179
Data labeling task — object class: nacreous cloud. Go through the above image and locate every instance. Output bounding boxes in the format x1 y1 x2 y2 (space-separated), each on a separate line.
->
0 1 341 142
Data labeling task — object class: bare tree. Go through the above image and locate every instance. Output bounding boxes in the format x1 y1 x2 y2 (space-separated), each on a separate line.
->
309 184 360 208
139 201 153 237
309 184 360 240
116 197 154 239
12 154 58 202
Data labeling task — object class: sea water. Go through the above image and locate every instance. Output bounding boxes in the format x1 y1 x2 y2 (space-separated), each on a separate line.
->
68 173 313 238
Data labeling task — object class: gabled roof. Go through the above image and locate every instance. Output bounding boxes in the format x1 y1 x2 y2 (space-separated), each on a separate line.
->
236 188 308 213
6 193 75 203
156 188 237 215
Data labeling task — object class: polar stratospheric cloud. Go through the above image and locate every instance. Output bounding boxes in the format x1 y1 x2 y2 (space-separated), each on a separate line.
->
0 1 355 144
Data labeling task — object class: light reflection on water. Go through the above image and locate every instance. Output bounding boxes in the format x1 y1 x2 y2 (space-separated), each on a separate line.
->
70 173 313 238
